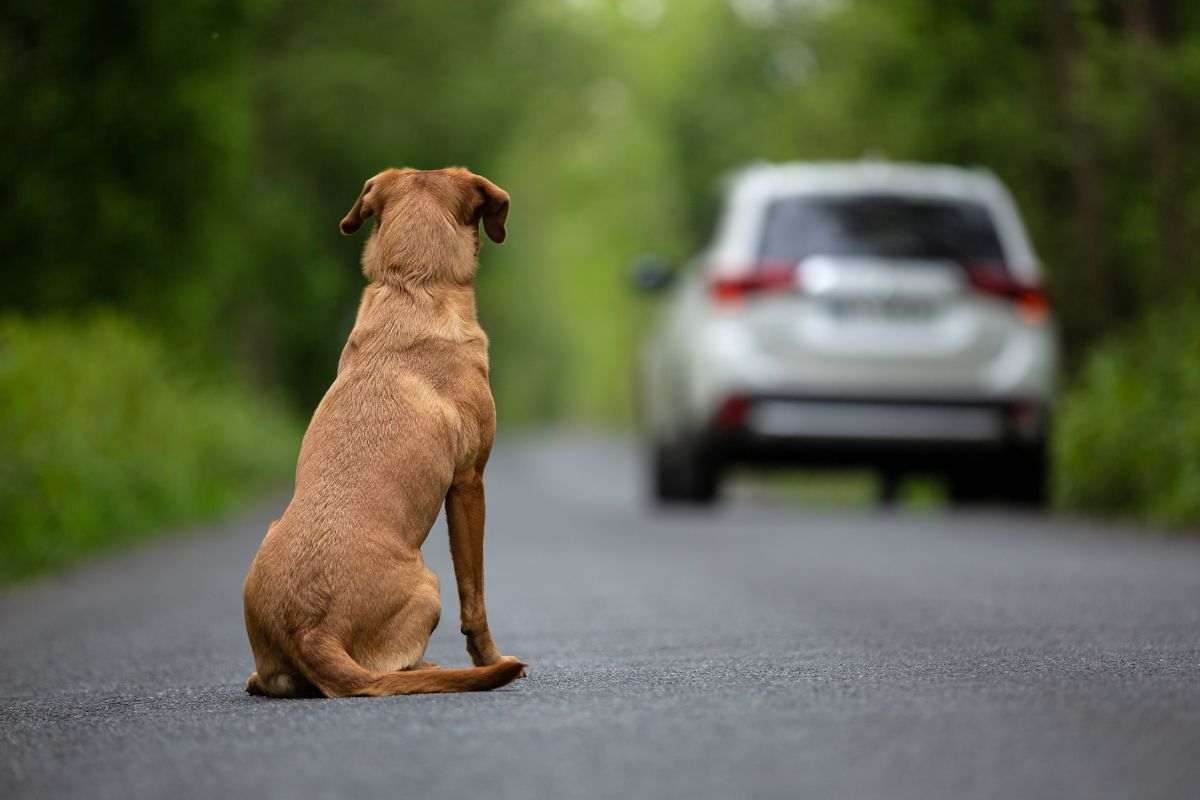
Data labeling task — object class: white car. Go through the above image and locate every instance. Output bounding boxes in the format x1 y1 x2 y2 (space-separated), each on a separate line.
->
634 161 1057 505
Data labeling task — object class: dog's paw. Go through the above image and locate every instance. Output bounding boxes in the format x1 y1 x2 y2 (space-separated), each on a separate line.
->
245 672 266 696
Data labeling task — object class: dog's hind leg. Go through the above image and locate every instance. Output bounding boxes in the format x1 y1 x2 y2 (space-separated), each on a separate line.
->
354 567 442 673
245 672 266 695
245 669 319 697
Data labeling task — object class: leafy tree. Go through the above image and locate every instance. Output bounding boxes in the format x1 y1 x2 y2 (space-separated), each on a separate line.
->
0 0 259 345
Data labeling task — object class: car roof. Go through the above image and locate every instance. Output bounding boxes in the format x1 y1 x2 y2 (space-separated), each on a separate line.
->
708 161 1040 276
729 160 1007 202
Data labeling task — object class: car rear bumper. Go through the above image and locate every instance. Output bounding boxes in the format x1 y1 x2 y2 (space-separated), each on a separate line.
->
703 394 1047 469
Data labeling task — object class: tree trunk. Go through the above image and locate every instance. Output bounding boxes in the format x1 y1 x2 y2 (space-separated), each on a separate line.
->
1042 0 1112 348
1125 0 1190 300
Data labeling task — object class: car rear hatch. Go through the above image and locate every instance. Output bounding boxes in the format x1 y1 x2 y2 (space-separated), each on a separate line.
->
709 193 1046 394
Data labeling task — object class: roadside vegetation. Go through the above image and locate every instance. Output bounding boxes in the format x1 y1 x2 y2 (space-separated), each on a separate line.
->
1055 302 1200 527
0 316 297 581
1 0 1197 580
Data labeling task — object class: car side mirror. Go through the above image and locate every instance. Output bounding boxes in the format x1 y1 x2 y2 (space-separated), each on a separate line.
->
629 254 675 293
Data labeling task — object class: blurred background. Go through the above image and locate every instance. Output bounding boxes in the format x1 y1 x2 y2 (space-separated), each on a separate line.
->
3 0 1200 581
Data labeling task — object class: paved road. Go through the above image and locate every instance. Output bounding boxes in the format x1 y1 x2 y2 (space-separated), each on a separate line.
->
2 435 1199 799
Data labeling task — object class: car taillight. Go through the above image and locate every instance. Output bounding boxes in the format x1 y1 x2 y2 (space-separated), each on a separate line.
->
714 395 752 429
709 262 799 305
1007 400 1045 440
964 263 1050 324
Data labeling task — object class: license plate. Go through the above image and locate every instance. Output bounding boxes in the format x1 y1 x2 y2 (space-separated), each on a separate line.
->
750 401 1003 442
825 296 937 320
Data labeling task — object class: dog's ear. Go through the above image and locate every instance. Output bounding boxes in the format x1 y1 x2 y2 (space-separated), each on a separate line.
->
473 176 510 244
340 179 377 235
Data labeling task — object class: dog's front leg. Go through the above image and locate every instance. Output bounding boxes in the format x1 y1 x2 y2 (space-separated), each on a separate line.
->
446 472 513 668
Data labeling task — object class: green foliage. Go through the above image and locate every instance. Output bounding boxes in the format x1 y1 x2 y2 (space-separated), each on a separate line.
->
0 315 298 581
0 0 259 343
12 0 1197 424
1054 303 1200 526
4 0 1200 533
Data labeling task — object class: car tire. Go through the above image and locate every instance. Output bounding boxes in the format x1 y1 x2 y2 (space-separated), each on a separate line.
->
947 465 996 506
947 446 1048 508
650 440 720 505
1005 444 1048 508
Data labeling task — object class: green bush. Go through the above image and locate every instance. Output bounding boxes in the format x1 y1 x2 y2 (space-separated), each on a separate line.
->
0 314 299 581
1054 301 1200 527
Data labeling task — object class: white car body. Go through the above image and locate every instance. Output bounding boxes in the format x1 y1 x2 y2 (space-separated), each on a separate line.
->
637 161 1058 503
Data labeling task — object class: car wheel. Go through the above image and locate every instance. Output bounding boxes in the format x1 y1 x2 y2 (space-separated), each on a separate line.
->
948 446 1048 508
1005 445 1048 508
650 440 720 505
947 468 993 506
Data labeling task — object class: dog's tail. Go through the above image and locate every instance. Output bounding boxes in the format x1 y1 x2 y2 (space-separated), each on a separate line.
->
296 632 524 697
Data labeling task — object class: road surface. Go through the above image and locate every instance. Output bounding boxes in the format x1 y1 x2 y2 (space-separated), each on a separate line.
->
2 435 1198 799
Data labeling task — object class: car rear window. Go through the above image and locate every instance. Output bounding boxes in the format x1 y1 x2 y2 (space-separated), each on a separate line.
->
759 194 1006 264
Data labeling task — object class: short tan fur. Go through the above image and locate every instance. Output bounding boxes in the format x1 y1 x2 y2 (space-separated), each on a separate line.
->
242 167 523 698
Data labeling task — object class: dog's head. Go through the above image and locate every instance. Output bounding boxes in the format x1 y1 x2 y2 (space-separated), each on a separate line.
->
339 167 509 286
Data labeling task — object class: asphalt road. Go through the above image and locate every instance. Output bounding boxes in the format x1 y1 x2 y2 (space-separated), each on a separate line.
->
2 434 1199 799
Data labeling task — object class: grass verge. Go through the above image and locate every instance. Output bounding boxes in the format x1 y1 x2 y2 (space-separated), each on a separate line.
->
1054 300 1200 528
0 313 299 582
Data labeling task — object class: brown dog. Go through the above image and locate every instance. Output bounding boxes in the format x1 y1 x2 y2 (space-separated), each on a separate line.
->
242 167 524 697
